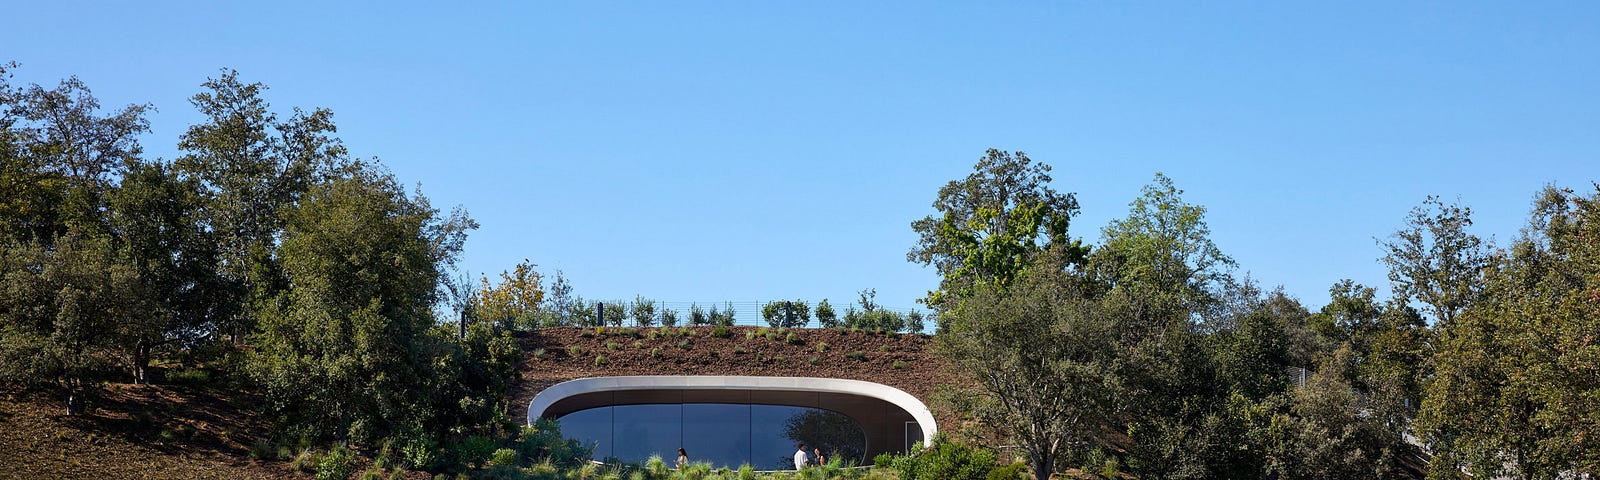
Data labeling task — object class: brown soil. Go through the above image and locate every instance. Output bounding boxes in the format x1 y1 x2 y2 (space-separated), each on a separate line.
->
0 384 303 479
508 326 968 429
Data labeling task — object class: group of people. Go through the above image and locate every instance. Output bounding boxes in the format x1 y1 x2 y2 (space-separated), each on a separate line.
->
670 443 829 471
793 443 827 470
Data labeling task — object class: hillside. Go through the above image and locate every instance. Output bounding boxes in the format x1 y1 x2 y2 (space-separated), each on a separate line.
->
0 383 303 479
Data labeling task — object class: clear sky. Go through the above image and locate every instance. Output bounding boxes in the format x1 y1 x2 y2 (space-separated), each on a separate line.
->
4 1 1596 318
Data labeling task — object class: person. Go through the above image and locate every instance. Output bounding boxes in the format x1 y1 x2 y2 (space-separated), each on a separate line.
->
676 448 688 470
793 443 810 470
813 447 826 467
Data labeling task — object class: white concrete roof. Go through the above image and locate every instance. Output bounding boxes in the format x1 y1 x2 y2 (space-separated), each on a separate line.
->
527 375 936 447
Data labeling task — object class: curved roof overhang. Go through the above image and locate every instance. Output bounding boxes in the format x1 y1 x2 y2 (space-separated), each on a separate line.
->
527 375 937 447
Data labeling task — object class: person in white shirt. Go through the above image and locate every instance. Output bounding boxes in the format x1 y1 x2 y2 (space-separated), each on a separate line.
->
793 443 810 470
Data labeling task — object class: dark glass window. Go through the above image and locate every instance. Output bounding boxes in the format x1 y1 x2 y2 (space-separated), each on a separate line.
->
556 403 865 469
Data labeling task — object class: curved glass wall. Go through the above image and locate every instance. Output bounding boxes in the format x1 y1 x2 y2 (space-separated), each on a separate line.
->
556 403 867 469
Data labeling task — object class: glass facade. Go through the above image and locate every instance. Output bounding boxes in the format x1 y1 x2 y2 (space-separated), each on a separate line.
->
557 403 867 470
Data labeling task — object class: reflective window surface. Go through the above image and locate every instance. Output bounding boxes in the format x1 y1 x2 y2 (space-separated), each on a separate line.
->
557 403 866 469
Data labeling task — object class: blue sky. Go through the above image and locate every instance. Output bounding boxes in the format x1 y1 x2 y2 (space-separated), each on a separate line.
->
5 2 1596 317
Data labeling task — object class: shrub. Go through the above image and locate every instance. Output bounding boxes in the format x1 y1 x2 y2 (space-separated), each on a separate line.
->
316 446 355 480
401 435 438 470
567 345 583 356
734 346 746 354
647 329 661 340
815 342 829 352
892 439 999 480
785 332 799 344
712 325 732 338
987 462 1027 480
594 354 607 366
594 326 607 337
580 328 594 338
650 348 661 359
892 360 907 370
532 348 547 359
848 351 867 361
677 339 691 349
808 356 819 365
292 449 320 473
453 435 498 469
678 327 691 337
605 341 620 350
489 448 518 467
879 345 892 352
632 340 644 349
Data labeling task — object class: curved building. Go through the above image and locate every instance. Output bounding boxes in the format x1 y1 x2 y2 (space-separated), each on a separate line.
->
526 376 936 469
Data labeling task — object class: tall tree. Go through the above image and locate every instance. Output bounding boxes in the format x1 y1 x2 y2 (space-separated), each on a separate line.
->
107 159 223 384
247 164 474 442
909 149 1084 308
939 247 1119 480
175 69 349 339
1379 196 1490 327
1419 185 1600 478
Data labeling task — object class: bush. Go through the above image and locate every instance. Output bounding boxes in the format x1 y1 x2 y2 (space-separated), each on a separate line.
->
316 446 355 480
895 439 1000 480
453 435 498 469
677 339 690 349
734 346 746 354
567 345 583 356
987 462 1028 480
605 341 619 350
848 351 867 361
892 360 907 370
401 435 439 470
712 325 732 338
650 348 661 359
489 448 518 467
785 332 799 344
594 354 607 366
815 342 829 352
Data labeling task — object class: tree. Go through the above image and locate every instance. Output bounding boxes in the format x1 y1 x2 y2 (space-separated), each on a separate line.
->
1418 185 1600 478
0 228 139 414
814 299 838 328
1379 196 1490 327
939 248 1119 479
629 295 657 327
909 149 1085 308
247 164 474 442
175 69 350 340
108 159 223 384
1088 173 1240 479
475 259 544 331
761 299 810 328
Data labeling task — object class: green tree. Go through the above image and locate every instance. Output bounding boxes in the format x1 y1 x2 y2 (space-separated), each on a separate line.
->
629 295 657 327
247 164 473 442
939 248 1119 479
814 299 838 328
0 228 138 414
1379 196 1489 327
1419 185 1600 478
909 149 1085 308
107 159 223 384
762 299 811 328
175 69 350 340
